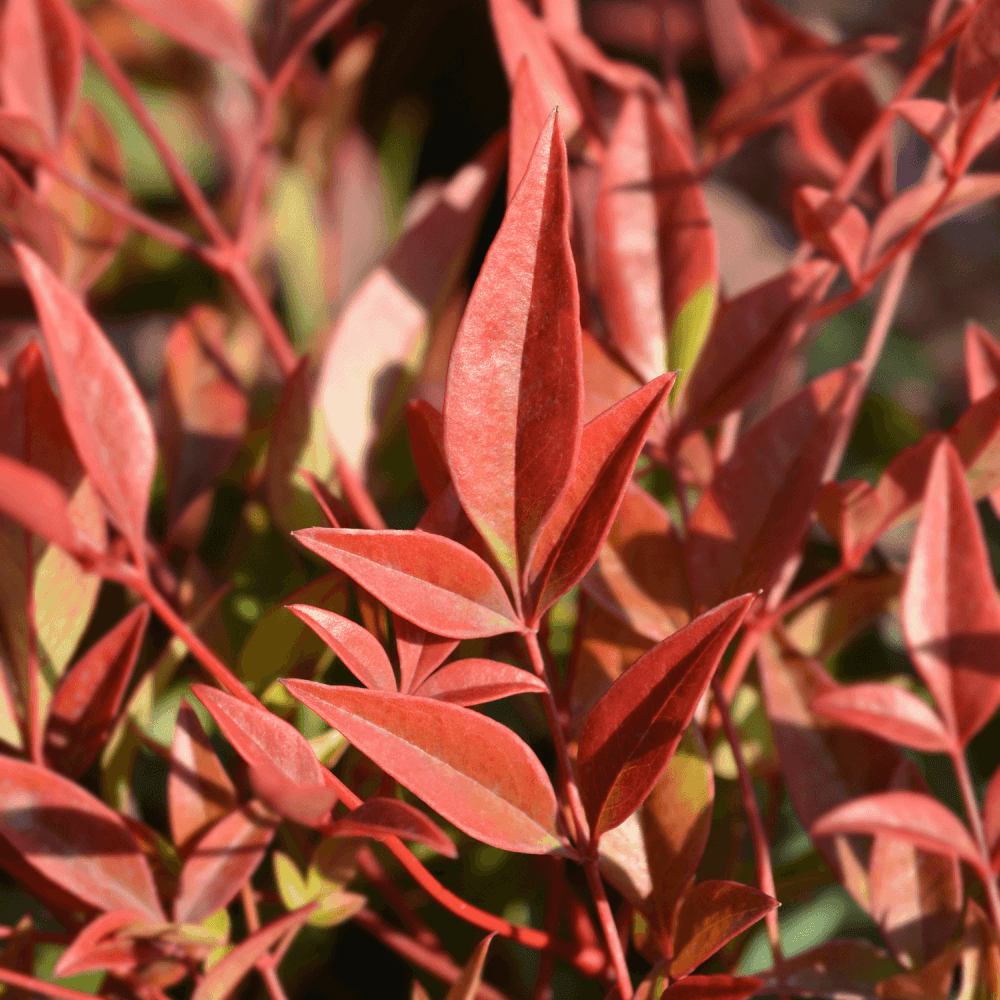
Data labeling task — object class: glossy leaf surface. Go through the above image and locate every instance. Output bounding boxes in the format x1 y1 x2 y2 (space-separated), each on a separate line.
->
327 798 457 858
413 658 547 705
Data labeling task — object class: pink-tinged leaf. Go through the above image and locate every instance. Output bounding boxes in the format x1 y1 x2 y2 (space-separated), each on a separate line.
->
0 0 82 146
284 681 560 854
489 0 585 142
508 57 550 203
53 910 150 979
193 685 336 827
758 939 897 998
288 604 396 692
653 975 761 1000
0 156 63 273
317 136 505 475
444 111 582 590
112 0 264 86
14 242 156 565
865 175 1000 268
686 364 861 608
190 905 314 1000
445 933 495 1000
406 399 450 502
173 801 279 924
952 0 1000 135
902 439 1000 745
595 93 717 385
293 528 521 639
327 797 457 859
168 700 237 856
159 307 248 527
547 21 661 95
578 594 753 838
810 683 954 755
678 261 835 434
0 453 100 560
394 612 459 695
44 605 149 777
895 99 958 168
966 322 1000 403
669 880 779 978
707 35 898 148
413 658 548 706
527 374 675 621
812 792 982 871
0 757 163 918
985 764 1000 868
792 186 869 283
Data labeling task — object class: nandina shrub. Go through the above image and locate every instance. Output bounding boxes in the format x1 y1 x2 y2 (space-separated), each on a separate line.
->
3 0 1000 997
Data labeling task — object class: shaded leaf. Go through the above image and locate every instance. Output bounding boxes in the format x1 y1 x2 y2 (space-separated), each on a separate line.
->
445 933 495 1000
293 528 521 639
174 801 279 925
578 594 753 838
394 611 459 695
52 909 152 979
406 399 449 503
792 186 869 282
901 439 1000 744
413 657 547 705
284 681 560 854
328 798 457 858
654 974 761 1000
288 603 396 692
952 0 1000 136
443 110 582 590
193 685 336 827
669 880 778 978
759 939 896 999
45 605 149 777
966 322 1000 406
15 242 156 565
0 756 163 918
0 155 63 274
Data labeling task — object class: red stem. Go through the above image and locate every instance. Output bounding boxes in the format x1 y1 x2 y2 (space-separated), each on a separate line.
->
584 857 633 1000
531 857 566 1000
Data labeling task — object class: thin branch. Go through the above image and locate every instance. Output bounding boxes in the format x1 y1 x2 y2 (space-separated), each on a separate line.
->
584 858 633 1000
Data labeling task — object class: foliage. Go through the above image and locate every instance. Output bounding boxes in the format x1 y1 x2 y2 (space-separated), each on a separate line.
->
2 0 1000 998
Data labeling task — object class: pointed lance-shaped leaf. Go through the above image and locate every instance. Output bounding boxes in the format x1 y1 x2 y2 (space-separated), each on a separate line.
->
669 880 779 979
653 975 761 1000
446 933 495 1000
443 110 583 592
190 905 315 1000
413 658 548 706
327 798 457 859
686 364 861 609
966 322 1000 403
0 757 164 918
811 791 983 872
193 685 336 827
578 594 753 839
52 909 152 980
792 187 869 283
14 242 156 567
394 611 459 695
406 399 450 503
168 700 237 856
45 604 149 777
595 93 717 388
952 0 1000 138
810 682 954 755
284 681 560 854
288 604 396 692
173 801 278 924
293 528 521 639
111 0 265 87
508 57 549 203
902 439 1000 745
526 374 674 622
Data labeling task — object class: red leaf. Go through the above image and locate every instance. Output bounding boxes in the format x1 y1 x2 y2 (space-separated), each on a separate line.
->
284 681 561 854
53 910 150 979
327 797 457 858
0 156 63 272
168 699 237 856
985 764 1000 868
902 439 1000 745
810 683 954 755
811 791 982 871
792 186 869 283
952 0 1000 135
190 905 314 1000
578 594 753 838
595 92 717 384
508 56 549 203
0 453 100 560
443 110 583 592
394 612 459 695
193 685 336 827
669 880 778 978
678 261 836 434
293 528 521 639
14 242 156 566
288 604 396 692
44 604 149 777
0 757 163 918
445 933 495 1000
526 374 674 621
966 322 1000 403
707 35 899 149
173 801 278 924
654 975 761 1000
111 0 265 86
0 0 82 146
413 658 548 705
406 399 450 503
